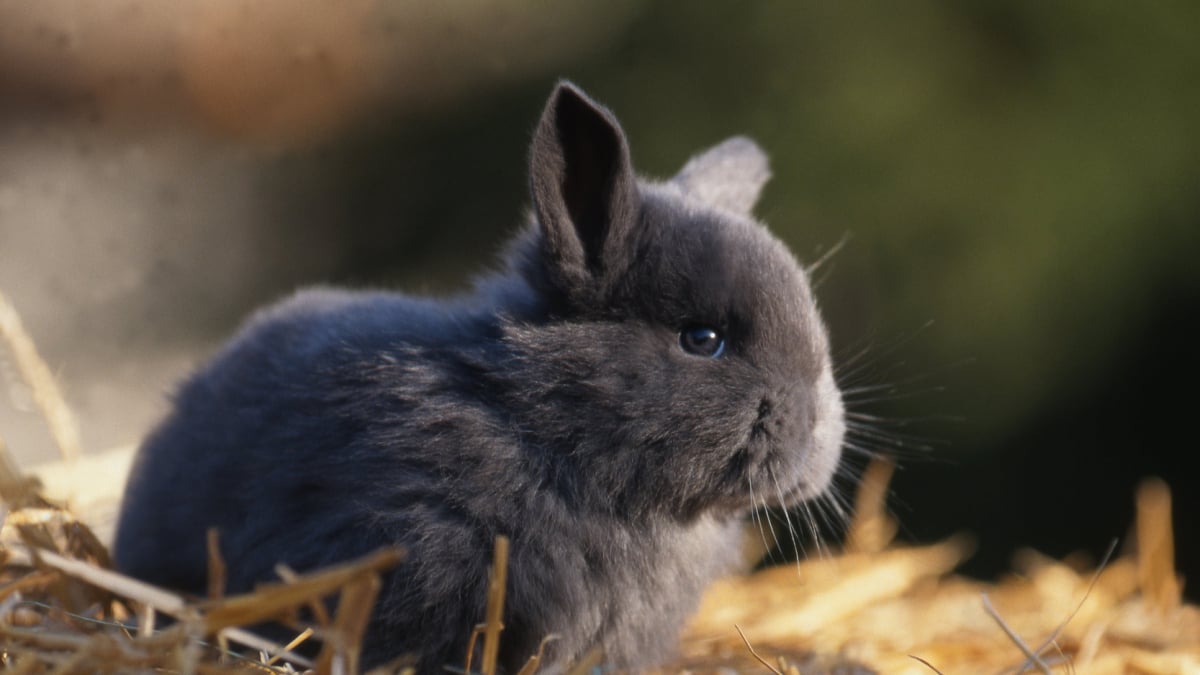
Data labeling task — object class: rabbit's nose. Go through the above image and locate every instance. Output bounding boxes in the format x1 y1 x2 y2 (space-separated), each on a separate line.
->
750 397 775 440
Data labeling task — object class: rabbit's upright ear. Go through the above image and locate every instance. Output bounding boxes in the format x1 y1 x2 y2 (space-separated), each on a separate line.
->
672 136 770 215
530 82 639 295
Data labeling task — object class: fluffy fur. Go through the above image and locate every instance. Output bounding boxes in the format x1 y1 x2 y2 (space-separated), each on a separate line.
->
113 82 846 672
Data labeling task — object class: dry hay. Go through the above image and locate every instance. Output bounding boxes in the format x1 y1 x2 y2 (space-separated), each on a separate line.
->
2 291 1198 674
671 465 1199 675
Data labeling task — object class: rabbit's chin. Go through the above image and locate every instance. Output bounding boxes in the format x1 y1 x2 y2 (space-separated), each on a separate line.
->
754 455 840 512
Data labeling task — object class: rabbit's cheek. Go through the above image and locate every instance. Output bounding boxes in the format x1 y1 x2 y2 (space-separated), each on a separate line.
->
795 368 845 499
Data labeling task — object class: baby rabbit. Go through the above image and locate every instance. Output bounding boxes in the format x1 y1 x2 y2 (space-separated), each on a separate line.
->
113 82 846 673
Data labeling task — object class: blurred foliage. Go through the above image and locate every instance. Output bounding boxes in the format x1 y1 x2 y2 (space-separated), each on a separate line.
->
324 2 1199 450
587 2 1200 442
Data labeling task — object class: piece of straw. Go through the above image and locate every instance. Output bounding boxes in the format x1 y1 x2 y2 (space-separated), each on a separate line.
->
845 458 897 554
1137 478 1181 613
0 290 83 463
481 535 510 675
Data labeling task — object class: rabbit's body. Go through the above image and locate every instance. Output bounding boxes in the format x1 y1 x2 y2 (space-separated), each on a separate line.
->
117 283 741 669
115 83 845 672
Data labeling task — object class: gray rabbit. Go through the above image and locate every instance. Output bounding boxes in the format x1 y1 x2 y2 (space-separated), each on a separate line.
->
113 82 846 673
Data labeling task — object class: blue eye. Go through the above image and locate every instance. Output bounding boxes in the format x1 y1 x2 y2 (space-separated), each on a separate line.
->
680 326 725 358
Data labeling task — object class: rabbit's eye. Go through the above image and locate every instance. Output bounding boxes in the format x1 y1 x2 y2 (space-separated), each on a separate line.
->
680 326 725 358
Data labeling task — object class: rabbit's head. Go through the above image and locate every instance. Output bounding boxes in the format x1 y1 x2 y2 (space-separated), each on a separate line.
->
501 82 844 522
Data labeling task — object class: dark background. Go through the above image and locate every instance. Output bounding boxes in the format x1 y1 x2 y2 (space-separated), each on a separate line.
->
1 3 1196 591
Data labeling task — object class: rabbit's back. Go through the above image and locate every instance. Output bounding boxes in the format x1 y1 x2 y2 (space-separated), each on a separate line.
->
113 288 502 589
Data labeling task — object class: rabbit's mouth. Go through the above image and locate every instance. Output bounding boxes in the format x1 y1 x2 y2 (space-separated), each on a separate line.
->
745 446 821 506
744 371 845 509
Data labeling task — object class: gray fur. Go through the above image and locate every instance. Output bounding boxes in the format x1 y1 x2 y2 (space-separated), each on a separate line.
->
113 82 845 673
672 136 771 215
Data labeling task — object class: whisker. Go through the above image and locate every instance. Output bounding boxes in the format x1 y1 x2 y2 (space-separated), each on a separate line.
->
747 473 776 567
842 440 884 460
807 232 851 290
845 425 938 453
799 499 827 560
845 411 963 426
835 356 910 389
805 231 850 276
768 467 804 576
811 493 841 539
832 343 881 382
840 355 976 397
833 320 936 383
822 479 854 531
840 382 905 396
762 508 788 564
823 470 857 530
841 386 947 406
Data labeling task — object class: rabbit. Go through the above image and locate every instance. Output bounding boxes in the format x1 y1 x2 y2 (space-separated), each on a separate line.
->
112 81 847 673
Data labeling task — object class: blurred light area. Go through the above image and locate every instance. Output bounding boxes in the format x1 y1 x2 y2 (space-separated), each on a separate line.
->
0 0 640 460
0 0 640 145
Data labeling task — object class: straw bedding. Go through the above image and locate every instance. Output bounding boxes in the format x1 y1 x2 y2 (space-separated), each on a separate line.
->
2 292 1196 674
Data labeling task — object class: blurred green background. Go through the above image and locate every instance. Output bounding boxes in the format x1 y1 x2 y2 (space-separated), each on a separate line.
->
1 2 1197 587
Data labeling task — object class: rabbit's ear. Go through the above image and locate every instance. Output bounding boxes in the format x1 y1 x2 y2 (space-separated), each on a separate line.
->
672 136 770 215
530 82 638 292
